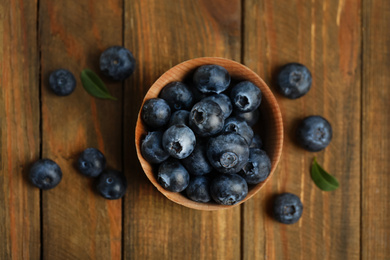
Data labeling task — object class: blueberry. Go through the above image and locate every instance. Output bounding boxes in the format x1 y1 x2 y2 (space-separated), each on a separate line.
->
277 63 312 99
191 84 210 102
159 82 194 111
141 98 171 129
99 46 136 81
239 148 271 184
249 134 263 149
29 159 62 190
230 81 262 113
210 173 248 205
234 109 259 127
207 133 250 174
203 94 233 119
273 193 303 224
158 159 190 192
77 148 106 177
186 176 211 203
49 69 76 96
162 124 196 159
96 170 127 200
141 131 170 164
181 139 213 176
189 100 225 137
193 65 231 94
168 110 190 127
223 117 254 145
297 116 332 152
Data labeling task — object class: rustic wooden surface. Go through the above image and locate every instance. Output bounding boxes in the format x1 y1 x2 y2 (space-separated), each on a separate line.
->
0 0 389 259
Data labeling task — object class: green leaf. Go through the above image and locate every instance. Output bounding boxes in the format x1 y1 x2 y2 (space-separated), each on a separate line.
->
311 157 339 191
80 69 117 100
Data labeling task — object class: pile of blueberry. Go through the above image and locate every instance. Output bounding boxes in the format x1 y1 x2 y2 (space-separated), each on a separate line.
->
29 46 135 199
141 64 272 206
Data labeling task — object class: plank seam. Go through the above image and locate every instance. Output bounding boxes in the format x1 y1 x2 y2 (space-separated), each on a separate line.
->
359 0 364 259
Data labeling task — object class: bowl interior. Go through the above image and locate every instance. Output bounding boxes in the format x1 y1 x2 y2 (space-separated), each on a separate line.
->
135 57 283 210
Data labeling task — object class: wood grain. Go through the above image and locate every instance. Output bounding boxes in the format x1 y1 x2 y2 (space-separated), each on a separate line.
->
362 0 390 259
0 1 40 259
124 0 242 258
39 0 123 259
242 0 361 259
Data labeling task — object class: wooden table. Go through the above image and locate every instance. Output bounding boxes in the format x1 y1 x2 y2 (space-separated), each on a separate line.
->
1 0 389 259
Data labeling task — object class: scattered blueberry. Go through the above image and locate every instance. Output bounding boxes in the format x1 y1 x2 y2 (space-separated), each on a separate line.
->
158 159 190 192
141 98 171 129
141 131 170 164
210 173 248 205
234 109 259 127
189 100 225 137
203 94 233 119
168 110 190 127
77 148 106 177
159 82 193 111
49 69 76 96
29 159 62 190
223 117 254 145
99 46 136 81
277 63 312 99
193 65 231 94
230 81 262 113
181 139 213 176
186 176 211 203
297 116 332 152
273 193 303 224
207 133 250 174
96 170 127 200
162 124 196 159
239 148 271 184
249 134 263 149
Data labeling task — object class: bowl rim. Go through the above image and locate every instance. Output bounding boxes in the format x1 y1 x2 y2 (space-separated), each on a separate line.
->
135 57 283 210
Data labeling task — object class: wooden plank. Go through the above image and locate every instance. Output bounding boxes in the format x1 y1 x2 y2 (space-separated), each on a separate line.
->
243 0 361 259
362 0 390 259
123 0 242 259
0 1 40 259
39 0 123 259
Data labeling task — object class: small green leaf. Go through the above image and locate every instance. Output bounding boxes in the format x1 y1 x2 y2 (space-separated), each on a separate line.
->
80 69 117 100
311 157 339 191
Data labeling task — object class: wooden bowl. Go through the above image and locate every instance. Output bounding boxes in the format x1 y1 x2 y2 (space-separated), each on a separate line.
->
135 57 283 210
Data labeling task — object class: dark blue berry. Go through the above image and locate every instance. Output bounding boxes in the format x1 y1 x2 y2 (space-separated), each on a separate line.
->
181 139 213 176
159 82 194 111
234 109 259 127
191 84 210 102
141 131 170 164
273 193 303 224
207 133 250 174
203 94 233 119
162 124 196 159
193 65 231 94
29 159 62 190
141 98 171 129
96 170 127 200
230 81 262 113
223 117 254 145
277 63 312 99
297 116 332 152
49 69 76 96
158 159 190 192
186 176 211 203
100 46 136 81
168 110 190 127
210 173 248 205
249 134 263 149
189 100 225 137
239 148 271 184
77 148 106 177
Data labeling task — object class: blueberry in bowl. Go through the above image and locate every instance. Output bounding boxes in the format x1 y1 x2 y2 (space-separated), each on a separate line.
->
135 57 283 210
